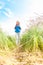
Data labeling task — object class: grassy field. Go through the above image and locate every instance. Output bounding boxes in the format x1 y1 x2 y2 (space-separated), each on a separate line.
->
0 29 16 51
0 21 43 65
20 26 43 52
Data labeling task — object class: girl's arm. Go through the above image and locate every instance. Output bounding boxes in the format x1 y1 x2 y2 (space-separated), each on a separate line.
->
19 26 21 30
14 26 16 29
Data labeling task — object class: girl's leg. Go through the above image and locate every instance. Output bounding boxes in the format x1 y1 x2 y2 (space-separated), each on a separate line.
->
18 33 20 44
16 33 20 45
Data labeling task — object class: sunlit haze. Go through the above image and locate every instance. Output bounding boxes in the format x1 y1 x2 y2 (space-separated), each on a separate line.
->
0 0 43 35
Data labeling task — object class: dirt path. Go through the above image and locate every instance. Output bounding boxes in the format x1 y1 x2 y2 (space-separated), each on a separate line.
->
0 50 43 65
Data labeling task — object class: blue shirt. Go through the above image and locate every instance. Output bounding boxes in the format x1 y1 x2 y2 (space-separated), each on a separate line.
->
15 25 21 33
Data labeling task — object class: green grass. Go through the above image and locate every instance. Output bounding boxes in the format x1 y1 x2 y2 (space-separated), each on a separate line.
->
0 29 16 51
20 26 43 51
0 24 43 52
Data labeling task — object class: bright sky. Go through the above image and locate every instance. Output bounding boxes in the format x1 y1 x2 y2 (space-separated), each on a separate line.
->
0 0 43 35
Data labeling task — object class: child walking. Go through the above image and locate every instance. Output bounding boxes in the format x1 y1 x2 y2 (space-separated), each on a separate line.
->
14 21 21 45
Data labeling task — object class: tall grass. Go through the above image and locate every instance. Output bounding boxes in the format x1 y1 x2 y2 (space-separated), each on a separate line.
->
20 26 43 51
0 23 43 52
0 29 16 51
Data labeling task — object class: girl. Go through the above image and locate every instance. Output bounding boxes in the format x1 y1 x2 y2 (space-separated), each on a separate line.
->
14 21 21 45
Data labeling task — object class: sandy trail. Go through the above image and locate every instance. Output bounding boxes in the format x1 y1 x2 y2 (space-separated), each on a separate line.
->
0 50 43 65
